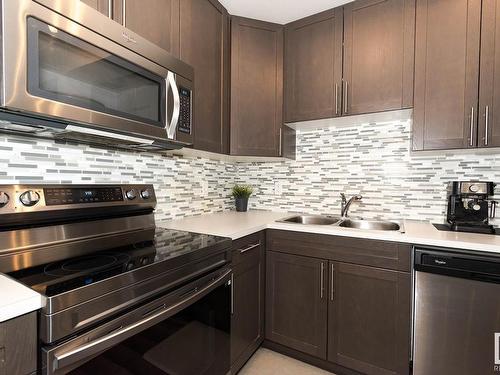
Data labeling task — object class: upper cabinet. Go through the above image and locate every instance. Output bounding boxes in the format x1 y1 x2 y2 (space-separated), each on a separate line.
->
284 9 343 123
113 0 180 56
230 17 284 156
284 0 416 123
180 0 229 154
479 0 500 148
343 0 415 116
80 0 111 16
413 0 481 151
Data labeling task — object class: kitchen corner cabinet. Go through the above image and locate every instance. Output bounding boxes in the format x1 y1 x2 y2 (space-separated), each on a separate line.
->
231 232 265 374
265 251 328 358
284 0 415 123
266 230 411 375
479 0 500 148
230 17 284 157
413 0 481 151
343 0 415 116
284 9 343 123
180 0 229 154
0 312 37 375
112 0 180 56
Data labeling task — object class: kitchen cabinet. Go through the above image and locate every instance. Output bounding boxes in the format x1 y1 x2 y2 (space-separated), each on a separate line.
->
343 0 415 115
265 251 328 358
80 0 111 16
266 230 411 375
328 262 411 375
180 0 229 154
413 0 482 150
231 232 265 374
230 17 284 157
284 9 343 123
0 312 37 375
479 0 500 148
112 0 180 56
284 0 415 123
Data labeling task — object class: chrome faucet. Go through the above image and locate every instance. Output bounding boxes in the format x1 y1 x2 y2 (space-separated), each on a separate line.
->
340 193 363 218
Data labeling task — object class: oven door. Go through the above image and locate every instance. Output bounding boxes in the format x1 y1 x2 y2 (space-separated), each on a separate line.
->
1 0 187 143
42 268 232 375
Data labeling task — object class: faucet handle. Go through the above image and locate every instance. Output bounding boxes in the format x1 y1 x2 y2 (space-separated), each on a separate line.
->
340 193 346 202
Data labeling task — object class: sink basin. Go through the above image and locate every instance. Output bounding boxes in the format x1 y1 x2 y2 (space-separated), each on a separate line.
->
338 219 401 231
279 215 341 225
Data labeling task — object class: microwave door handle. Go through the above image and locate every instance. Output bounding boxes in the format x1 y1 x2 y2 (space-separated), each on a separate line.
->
51 268 231 373
165 72 180 140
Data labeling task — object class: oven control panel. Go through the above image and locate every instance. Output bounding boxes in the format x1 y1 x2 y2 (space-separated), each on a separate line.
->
44 187 124 206
177 86 192 135
0 184 156 213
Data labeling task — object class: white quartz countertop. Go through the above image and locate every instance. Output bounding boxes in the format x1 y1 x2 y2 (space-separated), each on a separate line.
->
0 275 43 322
159 210 500 255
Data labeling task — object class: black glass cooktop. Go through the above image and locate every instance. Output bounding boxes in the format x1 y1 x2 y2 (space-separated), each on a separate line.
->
8 228 231 296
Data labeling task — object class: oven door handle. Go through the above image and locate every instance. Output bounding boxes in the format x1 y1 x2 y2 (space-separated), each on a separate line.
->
51 268 232 373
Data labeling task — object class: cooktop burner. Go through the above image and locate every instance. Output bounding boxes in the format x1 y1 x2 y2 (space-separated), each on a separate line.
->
9 228 230 297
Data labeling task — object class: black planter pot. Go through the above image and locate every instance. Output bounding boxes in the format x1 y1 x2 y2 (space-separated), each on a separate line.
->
235 197 249 212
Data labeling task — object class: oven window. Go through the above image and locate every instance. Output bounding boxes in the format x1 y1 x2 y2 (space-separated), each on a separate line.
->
68 281 231 375
26 17 165 127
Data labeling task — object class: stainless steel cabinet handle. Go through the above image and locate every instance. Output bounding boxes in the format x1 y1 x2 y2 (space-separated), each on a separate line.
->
470 106 475 147
320 262 325 299
335 84 339 115
108 0 113 18
239 243 260 254
343 80 348 114
279 128 282 156
485 105 490 146
230 273 234 315
330 264 334 301
122 0 126 26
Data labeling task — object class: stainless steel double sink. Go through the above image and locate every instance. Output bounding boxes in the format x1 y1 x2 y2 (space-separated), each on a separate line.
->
277 215 403 232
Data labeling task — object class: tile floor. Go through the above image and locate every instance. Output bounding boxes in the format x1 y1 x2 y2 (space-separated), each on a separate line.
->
238 348 335 375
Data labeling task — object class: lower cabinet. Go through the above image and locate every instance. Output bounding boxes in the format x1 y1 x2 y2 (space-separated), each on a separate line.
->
328 262 411 375
231 232 265 373
265 251 328 359
0 312 37 375
265 231 411 375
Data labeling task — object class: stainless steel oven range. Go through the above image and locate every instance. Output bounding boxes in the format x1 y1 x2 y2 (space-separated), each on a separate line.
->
0 185 232 375
0 0 194 150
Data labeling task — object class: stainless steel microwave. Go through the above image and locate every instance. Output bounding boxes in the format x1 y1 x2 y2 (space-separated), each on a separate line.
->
0 0 194 150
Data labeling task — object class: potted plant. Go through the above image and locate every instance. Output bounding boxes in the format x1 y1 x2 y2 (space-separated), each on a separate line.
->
231 184 253 212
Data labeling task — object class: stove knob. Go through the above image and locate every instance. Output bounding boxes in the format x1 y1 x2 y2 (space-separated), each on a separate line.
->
469 184 480 193
20 190 40 206
140 189 151 199
0 192 9 207
125 189 137 200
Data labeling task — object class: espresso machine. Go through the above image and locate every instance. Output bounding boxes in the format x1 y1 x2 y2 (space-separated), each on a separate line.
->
436 181 498 234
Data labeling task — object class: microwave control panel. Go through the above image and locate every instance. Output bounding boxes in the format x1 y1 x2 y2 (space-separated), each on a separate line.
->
178 87 192 135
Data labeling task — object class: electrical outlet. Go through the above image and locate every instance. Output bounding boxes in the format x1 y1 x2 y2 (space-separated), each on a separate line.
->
274 180 282 196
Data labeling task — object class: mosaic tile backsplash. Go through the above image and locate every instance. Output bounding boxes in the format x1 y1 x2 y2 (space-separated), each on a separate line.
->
0 134 236 222
236 119 500 222
1 116 500 223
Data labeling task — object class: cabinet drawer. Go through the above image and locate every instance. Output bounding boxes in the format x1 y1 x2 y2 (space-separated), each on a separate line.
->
266 230 411 272
231 232 264 267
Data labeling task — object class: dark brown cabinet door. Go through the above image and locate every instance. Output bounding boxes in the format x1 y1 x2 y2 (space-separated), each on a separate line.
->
479 0 500 148
328 262 411 375
113 0 180 56
230 17 283 157
180 0 229 153
231 233 265 373
343 0 415 116
80 0 111 16
284 9 343 123
266 251 328 359
413 0 482 150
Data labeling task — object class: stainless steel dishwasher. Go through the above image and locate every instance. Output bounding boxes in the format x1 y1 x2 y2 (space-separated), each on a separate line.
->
413 247 500 375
